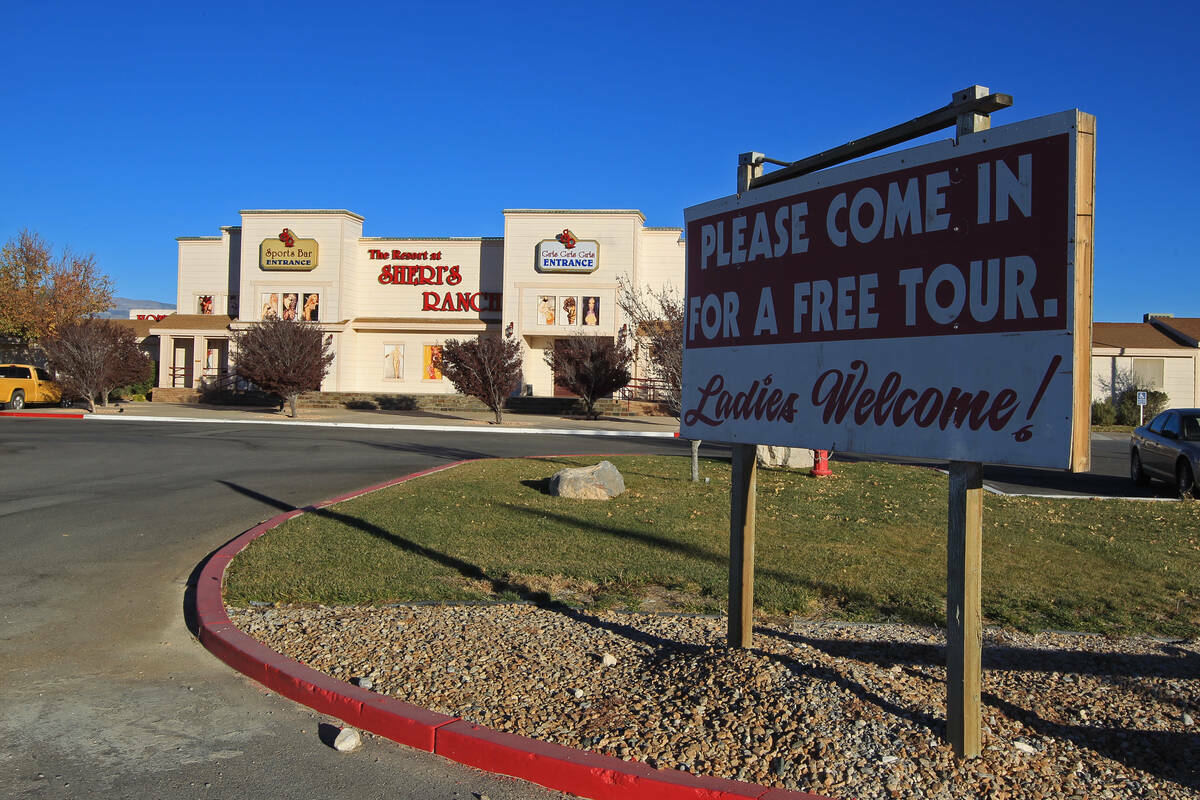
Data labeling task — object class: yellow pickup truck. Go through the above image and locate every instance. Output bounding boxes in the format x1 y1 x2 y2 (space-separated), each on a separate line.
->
0 364 64 410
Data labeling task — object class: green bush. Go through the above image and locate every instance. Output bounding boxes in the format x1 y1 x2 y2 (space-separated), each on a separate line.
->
1091 399 1117 425
113 361 156 401
1115 387 1168 426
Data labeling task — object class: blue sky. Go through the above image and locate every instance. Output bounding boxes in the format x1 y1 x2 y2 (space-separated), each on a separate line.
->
1 0 1195 322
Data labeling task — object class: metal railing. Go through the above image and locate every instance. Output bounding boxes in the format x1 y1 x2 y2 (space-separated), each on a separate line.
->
618 378 673 404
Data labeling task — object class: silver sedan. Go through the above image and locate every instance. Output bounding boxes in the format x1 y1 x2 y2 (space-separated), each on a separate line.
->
1130 408 1200 499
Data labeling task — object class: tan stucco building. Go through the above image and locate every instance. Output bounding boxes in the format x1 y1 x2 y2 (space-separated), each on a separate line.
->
1091 315 1200 407
151 209 683 399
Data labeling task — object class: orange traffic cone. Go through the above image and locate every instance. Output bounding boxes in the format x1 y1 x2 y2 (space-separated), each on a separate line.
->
811 449 832 477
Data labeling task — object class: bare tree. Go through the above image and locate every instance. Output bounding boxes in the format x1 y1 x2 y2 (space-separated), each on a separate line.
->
43 319 151 412
437 334 523 424
232 318 333 417
1096 365 1139 403
0 229 114 342
617 276 704 479
543 335 633 419
616 275 684 417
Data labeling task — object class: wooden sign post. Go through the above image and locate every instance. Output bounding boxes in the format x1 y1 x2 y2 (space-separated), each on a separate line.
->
728 155 763 650
946 461 983 757
728 443 757 649
944 88 990 760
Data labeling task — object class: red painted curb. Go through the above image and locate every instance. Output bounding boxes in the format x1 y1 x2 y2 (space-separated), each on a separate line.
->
194 456 840 800
436 720 829 800
0 411 85 419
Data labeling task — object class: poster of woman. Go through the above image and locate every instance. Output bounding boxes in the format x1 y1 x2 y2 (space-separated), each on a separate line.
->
198 295 214 315
261 293 279 320
561 296 577 325
281 293 299 320
302 293 320 321
538 295 555 325
582 296 600 326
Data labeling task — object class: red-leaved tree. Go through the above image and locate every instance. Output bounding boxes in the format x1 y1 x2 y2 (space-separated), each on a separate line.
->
43 319 152 412
436 334 523 424
232 318 333 417
542 335 633 419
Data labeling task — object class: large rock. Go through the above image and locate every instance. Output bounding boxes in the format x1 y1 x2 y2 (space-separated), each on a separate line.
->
755 445 814 469
548 461 626 500
333 727 362 752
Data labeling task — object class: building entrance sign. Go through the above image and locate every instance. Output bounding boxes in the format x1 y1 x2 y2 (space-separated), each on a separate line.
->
260 228 319 271
536 230 599 273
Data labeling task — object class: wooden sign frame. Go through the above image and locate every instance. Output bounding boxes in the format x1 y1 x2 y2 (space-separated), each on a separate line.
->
706 89 1095 759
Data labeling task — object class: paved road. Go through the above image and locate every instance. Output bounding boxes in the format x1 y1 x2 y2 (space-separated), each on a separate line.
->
844 433 1175 499
0 418 694 800
978 433 1184 498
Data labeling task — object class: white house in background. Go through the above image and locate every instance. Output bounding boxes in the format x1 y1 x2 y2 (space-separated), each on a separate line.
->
1092 314 1200 407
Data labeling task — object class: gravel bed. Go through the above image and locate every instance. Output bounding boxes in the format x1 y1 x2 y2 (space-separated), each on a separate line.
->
230 604 1199 799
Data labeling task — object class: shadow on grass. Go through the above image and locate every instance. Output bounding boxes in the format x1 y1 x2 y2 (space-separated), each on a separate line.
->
521 478 552 494
495 503 916 621
216 480 701 656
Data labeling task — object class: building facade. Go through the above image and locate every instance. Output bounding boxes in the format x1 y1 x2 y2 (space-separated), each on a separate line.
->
152 209 684 398
1091 315 1200 407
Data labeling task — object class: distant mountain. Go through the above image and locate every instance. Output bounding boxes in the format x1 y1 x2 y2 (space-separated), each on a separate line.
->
99 297 176 319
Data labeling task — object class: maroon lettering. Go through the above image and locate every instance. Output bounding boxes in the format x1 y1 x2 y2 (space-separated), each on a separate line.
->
912 388 943 427
683 373 800 427
938 387 994 430
853 387 877 425
810 360 1027 433
990 389 1019 430
873 372 901 425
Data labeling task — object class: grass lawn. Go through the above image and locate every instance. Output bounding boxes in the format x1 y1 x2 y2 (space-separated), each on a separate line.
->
224 456 1200 638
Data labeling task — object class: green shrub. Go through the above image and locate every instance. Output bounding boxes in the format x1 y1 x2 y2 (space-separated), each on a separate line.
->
1091 399 1117 425
113 361 156 401
1115 387 1168 426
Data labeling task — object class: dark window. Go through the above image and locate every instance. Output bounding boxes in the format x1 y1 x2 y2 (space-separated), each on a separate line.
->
1147 412 1169 434
0 366 31 379
35 367 53 381
1162 413 1183 439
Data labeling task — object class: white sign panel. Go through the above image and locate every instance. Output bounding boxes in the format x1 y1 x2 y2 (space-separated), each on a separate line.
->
681 110 1094 469
536 230 599 273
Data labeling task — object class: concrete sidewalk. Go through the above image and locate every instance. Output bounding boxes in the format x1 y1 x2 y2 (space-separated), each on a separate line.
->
16 400 683 436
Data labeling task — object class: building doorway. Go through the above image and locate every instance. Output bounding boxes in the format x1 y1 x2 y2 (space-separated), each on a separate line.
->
551 339 578 397
171 338 194 388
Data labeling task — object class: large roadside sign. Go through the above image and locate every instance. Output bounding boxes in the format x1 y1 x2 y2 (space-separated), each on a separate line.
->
682 110 1095 470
